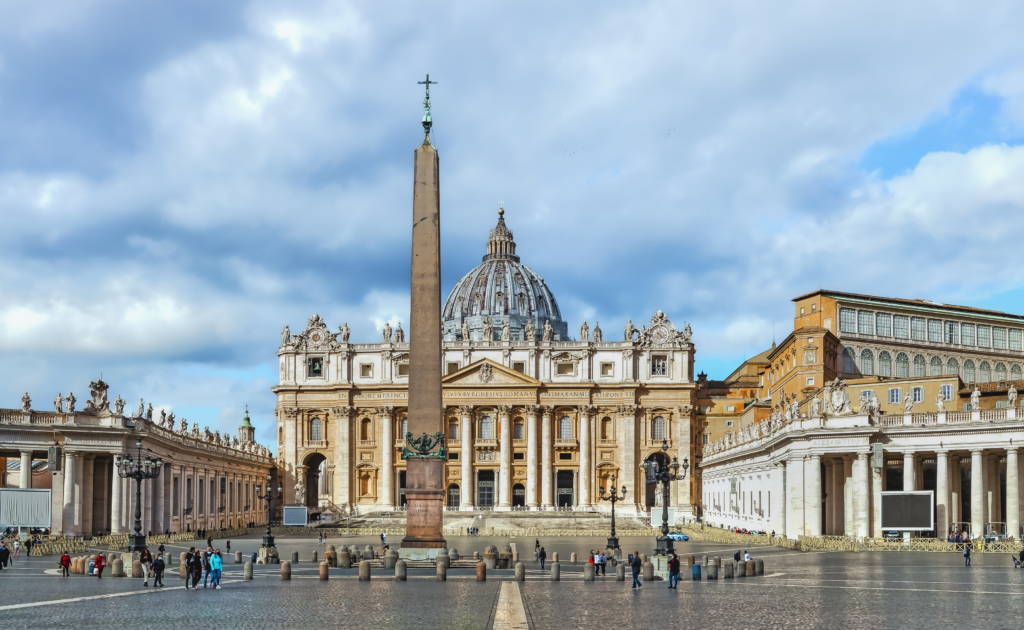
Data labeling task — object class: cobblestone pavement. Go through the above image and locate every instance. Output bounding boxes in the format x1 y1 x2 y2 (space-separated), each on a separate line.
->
2 534 1024 629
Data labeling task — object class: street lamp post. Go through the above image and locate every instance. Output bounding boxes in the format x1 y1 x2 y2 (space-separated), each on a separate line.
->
642 440 689 557
114 436 163 553
597 475 627 553
255 475 282 550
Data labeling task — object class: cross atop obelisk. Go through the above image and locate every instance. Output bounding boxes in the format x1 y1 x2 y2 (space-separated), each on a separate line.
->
418 74 437 138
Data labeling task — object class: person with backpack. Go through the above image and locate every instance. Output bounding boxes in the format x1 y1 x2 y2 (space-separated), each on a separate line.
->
668 553 680 589
186 547 202 589
152 554 165 587
202 548 214 588
964 544 972 566
59 552 71 577
210 549 223 589
538 547 547 571
94 552 105 578
630 551 643 589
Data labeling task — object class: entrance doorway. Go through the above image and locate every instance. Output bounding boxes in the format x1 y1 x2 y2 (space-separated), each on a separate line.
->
556 470 574 507
478 470 495 508
399 470 407 508
304 453 327 509
512 483 526 507
447 484 460 508
644 452 669 508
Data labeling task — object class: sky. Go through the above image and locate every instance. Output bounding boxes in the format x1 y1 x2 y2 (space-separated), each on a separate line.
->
4 0 1024 453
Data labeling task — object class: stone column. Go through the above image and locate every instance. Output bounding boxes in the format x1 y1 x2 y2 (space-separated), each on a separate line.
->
843 457 854 536
94 459 109 534
950 456 960 527
63 451 77 536
936 451 949 537
526 405 538 508
19 451 32 488
855 452 870 538
380 408 394 509
618 405 637 512
971 450 985 539
334 407 352 511
111 462 124 534
154 461 166 533
541 407 553 509
786 454 804 539
578 406 592 509
806 455 822 537
1008 449 1020 541
824 462 834 535
144 476 153 535
82 456 95 537
832 459 845 536
771 461 786 535
497 405 512 510
903 452 915 491
871 458 883 539
460 406 474 509
990 455 1002 527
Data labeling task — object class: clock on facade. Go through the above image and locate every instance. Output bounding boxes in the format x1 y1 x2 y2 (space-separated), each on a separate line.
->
652 326 670 344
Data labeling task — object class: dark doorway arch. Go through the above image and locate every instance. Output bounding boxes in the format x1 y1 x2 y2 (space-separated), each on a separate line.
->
556 470 574 507
447 484 460 508
644 452 669 508
478 470 495 507
303 453 327 510
512 483 526 507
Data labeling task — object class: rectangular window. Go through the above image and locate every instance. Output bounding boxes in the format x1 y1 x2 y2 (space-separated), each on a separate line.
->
725 420 735 427
994 327 1007 350
946 322 959 344
858 310 874 335
448 452 459 461
1011 329 1023 351
876 313 892 337
725 406 736 412
839 308 857 333
514 423 524 439
397 364 409 377
940 385 953 401
964 403 973 411
307 357 323 378
360 364 372 378
513 362 526 373
558 452 572 461
173 477 180 515
997 400 1009 409
652 355 668 376
893 315 909 339
806 377 814 386
600 362 613 377
703 434 709 444
887 388 902 404
912 387 924 403
513 452 525 460
910 317 926 341
556 363 574 375
961 323 976 346
448 423 459 439
446 362 460 375
928 319 942 343
978 325 991 347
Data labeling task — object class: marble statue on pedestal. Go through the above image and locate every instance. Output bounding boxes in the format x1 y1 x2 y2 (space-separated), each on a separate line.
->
339 323 350 343
524 320 535 341
970 386 981 409
395 323 405 343
593 323 602 342
54 394 64 413
936 393 946 413
66 392 75 413
383 322 392 344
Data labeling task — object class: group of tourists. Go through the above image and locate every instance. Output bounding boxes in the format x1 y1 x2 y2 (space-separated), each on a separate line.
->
466 527 480 536
586 550 608 575
185 546 224 589
947 530 971 542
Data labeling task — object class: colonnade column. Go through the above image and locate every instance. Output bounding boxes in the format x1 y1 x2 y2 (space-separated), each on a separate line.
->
380 408 393 509
1008 448 1020 541
154 462 165 533
111 462 124 534
335 406 353 511
541 407 553 509
578 406 592 509
855 452 870 538
82 455 95 537
618 405 637 513
526 405 538 508
497 405 512 509
936 450 949 537
807 455 822 537
144 476 153 535
824 461 834 535
950 456 960 526
63 451 77 536
460 406 474 509
19 451 32 488
903 452 915 491
771 461 786 535
832 458 846 536
971 450 985 539
786 454 804 539
843 457 854 536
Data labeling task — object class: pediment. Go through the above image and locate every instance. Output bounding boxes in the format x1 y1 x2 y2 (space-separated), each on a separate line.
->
442 359 540 387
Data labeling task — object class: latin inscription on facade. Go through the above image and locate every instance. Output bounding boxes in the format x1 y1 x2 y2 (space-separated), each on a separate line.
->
811 437 869 448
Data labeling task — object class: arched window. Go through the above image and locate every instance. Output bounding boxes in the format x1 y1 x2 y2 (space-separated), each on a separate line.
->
929 356 943 377
653 416 666 440
400 417 408 438
895 353 909 378
360 418 371 441
860 349 874 376
601 417 612 440
913 354 926 378
559 416 572 440
946 357 959 376
448 422 459 440
878 351 892 377
964 359 975 383
513 420 524 440
447 484 460 508
842 348 857 373
480 415 494 439
996 362 1007 382
310 418 323 441
279 427 283 442
1013 364 1022 380
980 361 992 383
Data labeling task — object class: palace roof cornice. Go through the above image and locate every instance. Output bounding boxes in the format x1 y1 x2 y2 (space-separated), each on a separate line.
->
794 289 1024 324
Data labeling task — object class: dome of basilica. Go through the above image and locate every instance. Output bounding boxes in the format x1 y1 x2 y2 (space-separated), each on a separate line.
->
442 209 569 341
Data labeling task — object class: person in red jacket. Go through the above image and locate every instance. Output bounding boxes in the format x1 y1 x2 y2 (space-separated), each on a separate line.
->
59 552 71 577
94 552 106 578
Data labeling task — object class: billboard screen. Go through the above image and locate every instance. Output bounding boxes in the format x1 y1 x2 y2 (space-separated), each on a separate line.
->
282 506 308 526
0 489 52 528
880 491 934 531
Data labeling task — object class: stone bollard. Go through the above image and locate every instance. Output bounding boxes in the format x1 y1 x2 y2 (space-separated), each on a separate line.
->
132 560 143 579
112 558 124 578
483 552 497 570
552 551 559 562
235 551 243 564
746 560 755 576
707 562 718 580
498 552 511 569
364 545 375 559
312 550 318 563
616 562 626 581
327 544 336 553
281 561 291 580
755 558 764 575
291 551 299 563
437 560 447 581
339 551 352 569
383 550 399 569
449 548 459 561
640 554 648 564
551 561 560 581
473 551 480 559
395 559 407 581
532 551 538 562
714 556 721 567
319 561 329 581
244 561 253 580
583 563 595 581
570 552 577 563
692 564 701 580
476 561 486 581
514 562 525 581
436 551 450 570
512 551 519 562
702 555 708 566
723 561 734 579
687 554 695 566
358 560 371 581
179 559 187 580
642 561 654 582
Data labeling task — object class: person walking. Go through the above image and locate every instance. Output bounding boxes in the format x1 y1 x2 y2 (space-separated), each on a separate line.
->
186 547 202 589
202 548 213 588
668 553 680 589
210 549 223 589
535 539 540 553
60 551 71 577
13 539 20 557
630 551 643 589
206 536 213 551
538 547 547 571
94 552 105 578
744 551 751 562
152 554 165 587
598 551 607 576
140 547 153 586
0 543 9 570
734 549 742 563
226 539 231 553
964 544 972 567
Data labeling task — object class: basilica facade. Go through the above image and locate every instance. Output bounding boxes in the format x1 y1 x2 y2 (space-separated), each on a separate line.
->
273 211 700 517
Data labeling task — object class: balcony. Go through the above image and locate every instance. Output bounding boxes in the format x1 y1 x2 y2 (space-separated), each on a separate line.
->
394 439 406 448
513 439 526 447
553 438 578 450
474 438 498 449
597 439 616 446
305 440 328 449
448 438 461 447
358 440 376 448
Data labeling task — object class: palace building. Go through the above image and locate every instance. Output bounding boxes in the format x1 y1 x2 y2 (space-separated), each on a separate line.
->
273 210 701 518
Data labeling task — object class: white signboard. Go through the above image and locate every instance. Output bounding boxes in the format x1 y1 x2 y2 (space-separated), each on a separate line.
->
282 506 308 526
0 489 51 528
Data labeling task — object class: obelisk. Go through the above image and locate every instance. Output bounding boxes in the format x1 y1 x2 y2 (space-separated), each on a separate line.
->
401 75 447 553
